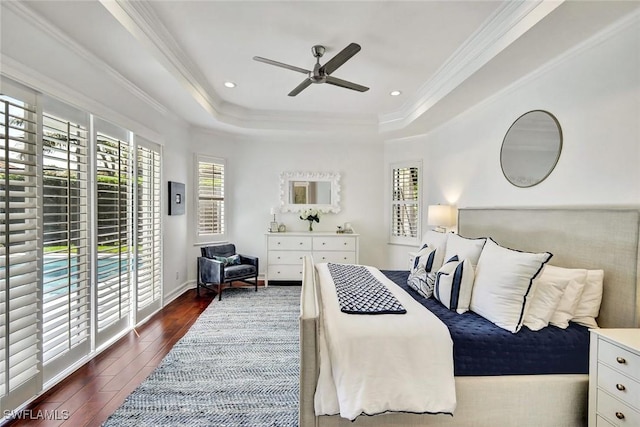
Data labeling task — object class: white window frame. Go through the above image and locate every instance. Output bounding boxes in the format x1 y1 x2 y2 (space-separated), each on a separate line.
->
388 161 422 246
194 154 226 244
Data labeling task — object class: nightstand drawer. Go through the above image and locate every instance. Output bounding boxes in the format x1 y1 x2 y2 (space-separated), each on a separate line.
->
313 251 356 264
597 389 640 426
269 251 310 265
598 363 640 410
268 236 312 250
312 236 355 251
599 340 640 381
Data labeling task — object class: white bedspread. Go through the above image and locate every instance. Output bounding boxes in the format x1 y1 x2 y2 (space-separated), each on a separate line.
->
314 263 456 421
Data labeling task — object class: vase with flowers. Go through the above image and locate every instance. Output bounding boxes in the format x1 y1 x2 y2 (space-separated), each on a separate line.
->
300 208 320 231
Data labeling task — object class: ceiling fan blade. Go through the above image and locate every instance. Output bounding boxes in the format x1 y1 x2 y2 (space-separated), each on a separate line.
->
253 56 310 74
288 79 313 96
320 43 361 75
325 76 369 92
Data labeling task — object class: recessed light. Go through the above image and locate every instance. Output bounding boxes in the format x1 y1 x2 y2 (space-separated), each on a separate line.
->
390 90 402 96
224 81 236 88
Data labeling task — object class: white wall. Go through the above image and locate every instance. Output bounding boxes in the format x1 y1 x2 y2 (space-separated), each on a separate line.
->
189 131 386 280
384 16 640 268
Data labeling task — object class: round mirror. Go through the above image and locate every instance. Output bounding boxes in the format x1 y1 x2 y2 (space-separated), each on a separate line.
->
500 110 562 188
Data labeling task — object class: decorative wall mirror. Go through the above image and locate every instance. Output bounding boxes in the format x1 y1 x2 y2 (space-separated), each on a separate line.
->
500 110 563 188
279 171 341 213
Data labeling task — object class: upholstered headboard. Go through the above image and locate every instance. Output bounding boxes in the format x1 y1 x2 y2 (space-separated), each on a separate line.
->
458 208 640 329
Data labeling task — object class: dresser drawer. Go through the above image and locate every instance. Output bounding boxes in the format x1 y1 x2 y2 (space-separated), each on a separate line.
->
267 264 303 280
312 236 356 251
269 251 311 265
313 251 356 264
598 363 640 410
597 415 616 427
597 389 640 426
268 235 312 251
599 339 640 381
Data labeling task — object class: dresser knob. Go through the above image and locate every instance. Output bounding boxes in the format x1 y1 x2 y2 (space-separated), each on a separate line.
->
616 356 627 364
343 242 347 245
299 242 303 245
277 242 281 245
616 412 625 420
616 383 626 391
322 242 326 245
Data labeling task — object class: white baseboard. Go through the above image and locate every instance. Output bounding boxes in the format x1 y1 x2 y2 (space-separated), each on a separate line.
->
163 280 196 306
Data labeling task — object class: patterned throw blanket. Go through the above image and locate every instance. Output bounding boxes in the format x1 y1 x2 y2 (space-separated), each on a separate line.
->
327 263 406 314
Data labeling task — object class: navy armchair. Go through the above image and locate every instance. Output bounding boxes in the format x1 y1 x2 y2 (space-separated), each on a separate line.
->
197 244 259 300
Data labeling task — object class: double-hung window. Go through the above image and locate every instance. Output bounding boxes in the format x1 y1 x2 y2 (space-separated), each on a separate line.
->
390 162 421 244
195 155 225 241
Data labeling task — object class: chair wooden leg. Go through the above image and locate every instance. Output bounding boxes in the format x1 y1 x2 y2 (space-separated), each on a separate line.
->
255 276 258 292
218 283 222 300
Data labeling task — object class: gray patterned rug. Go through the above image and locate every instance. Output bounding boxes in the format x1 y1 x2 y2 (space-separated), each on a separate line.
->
103 286 300 426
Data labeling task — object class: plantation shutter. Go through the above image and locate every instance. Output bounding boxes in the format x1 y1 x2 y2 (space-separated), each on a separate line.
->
0 91 41 410
197 156 225 237
41 106 90 383
391 165 420 239
95 121 132 348
135 140 162 322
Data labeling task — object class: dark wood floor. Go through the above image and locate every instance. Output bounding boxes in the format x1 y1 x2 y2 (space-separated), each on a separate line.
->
4 286 233 427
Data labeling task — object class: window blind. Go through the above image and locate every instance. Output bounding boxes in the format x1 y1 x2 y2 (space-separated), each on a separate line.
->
391 166 419 239
95 132 131 342
135 143 162 321
197 158 225 236
0 94 40 405
41 112 90 380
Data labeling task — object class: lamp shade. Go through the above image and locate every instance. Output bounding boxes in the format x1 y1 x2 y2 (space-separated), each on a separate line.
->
427 205 454 227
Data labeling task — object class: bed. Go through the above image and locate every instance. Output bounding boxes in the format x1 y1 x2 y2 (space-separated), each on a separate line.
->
299 208 640 427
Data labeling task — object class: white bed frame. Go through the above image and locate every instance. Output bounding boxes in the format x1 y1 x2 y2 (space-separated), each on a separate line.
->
300 208 640 427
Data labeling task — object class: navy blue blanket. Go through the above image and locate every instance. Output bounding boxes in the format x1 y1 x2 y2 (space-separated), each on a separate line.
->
381 270 590 376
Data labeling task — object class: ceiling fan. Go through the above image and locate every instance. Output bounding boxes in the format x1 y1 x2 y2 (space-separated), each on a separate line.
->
253 43 369 96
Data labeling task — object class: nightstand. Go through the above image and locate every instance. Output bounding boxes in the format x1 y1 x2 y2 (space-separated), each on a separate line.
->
589 329 640 426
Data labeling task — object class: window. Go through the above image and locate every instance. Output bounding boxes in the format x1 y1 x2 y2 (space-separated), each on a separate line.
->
0 93 40 407
390 162 421 244
41 110 90 383
95 126 133 347
196 155 225 239
135 141 162 321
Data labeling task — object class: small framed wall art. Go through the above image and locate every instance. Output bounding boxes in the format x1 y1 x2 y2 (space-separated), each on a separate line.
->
168 181 185 215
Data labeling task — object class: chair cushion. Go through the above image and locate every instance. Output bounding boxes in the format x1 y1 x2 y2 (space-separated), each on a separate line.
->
225 264 257 280
202 244 236 258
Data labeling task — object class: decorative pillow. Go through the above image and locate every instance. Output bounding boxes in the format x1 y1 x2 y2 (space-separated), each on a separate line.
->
419 230 448 270
523 264 587 330
523 281 565 331
434 257 474 314
411 244 438 273
407 266 435 298
572 269 604 328
549 279 586 329
213 254 241 266
470 238 552 333
443 234 486 267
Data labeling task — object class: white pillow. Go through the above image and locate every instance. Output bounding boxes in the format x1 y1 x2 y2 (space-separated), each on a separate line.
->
434 257 474 314
523 281 565 331
549 279 586 329
470 238 552 333
443 234 486 266
407 265 434 298
411 244 436 273
524 264 588 330
572 269 604 328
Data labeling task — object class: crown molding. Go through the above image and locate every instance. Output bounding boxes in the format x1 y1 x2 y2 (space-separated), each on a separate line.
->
1 55 164 144
378 0 564 133
4 1 169 117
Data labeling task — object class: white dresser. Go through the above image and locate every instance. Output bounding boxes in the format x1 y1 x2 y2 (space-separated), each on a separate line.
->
589 329 640 427
265 232 359 285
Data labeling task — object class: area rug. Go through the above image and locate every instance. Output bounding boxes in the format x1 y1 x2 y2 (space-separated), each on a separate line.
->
102 286 300 426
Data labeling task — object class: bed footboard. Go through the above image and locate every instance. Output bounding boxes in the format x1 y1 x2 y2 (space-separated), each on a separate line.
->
300 256 319 427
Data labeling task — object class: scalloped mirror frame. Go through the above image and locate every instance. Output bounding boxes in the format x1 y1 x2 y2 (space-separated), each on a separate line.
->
279 171 341 213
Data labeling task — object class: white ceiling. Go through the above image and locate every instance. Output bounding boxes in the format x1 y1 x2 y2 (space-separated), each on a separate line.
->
16 1 640 136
